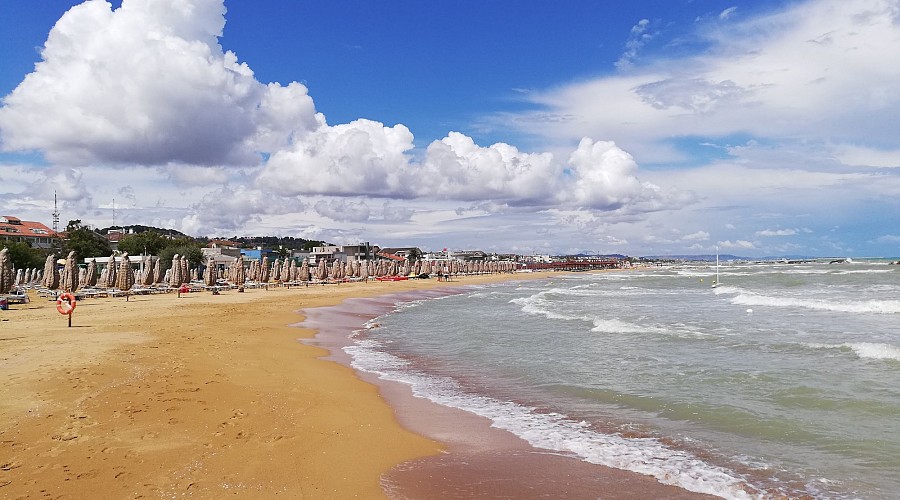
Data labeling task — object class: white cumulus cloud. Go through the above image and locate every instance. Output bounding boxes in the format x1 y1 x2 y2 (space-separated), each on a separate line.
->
0 0 318 166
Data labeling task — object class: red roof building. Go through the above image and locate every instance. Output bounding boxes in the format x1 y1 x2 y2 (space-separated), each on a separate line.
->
0 216 58 249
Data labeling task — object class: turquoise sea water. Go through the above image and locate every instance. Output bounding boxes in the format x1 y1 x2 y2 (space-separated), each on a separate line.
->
346 261 900 499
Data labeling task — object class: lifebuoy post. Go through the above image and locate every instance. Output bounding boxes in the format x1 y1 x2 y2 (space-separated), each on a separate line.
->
56 292 77 327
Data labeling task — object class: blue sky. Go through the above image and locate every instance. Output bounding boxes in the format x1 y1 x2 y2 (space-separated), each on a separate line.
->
1 0 899 257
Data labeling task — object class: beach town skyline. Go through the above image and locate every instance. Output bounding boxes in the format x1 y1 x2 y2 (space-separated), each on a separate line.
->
1 0 899 258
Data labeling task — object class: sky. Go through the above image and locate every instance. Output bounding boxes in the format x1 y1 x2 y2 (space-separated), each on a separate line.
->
1 0 899 257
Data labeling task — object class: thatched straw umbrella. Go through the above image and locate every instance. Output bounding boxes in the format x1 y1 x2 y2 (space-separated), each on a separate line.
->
316 259 327 281
60 251 79 292
150 258 161 284
0 248 13 294
281 259 290 282
180 256 190 285
139 257 153 286
271 258 282 281
101 254 117 288
168 254 182 287
233 255 246 288
247 260 259 281
260 256 270 282
289 259 298 282
204 257 217 287
359 261 369 281
299 258 310 282
116 253 135 291
42 253 60 290
84 259 98 287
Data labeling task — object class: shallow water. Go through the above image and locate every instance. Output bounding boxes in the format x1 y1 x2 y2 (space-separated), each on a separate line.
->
347 261 900 498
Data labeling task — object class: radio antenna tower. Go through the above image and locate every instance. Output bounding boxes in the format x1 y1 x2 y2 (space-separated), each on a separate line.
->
52 191 60 233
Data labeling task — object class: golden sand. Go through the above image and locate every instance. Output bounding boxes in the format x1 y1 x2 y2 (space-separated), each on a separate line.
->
2 271 715 499
0 274 546 498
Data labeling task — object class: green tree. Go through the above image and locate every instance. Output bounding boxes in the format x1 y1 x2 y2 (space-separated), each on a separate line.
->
118 230 166 256
63 220 111 259
157 240 203 271
407 247 422 262
0 240 47 269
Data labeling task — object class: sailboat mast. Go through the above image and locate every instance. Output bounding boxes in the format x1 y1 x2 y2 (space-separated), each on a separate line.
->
712 246 720 288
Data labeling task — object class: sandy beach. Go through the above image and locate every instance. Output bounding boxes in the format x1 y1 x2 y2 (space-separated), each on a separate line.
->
1 273 711 499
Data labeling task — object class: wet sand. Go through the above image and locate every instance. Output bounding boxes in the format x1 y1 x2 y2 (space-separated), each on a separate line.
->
303 288 716 500
1 272 712 498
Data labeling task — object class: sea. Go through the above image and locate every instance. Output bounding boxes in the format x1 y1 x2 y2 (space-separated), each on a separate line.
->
340 260 900 499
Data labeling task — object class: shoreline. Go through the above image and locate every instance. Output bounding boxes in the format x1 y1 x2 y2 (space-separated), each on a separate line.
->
301 280 716 499
1 269 712 498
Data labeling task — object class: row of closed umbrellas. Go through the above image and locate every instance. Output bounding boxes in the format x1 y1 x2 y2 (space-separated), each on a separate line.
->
1 250 518 294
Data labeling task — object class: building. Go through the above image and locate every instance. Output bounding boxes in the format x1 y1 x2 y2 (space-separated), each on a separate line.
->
449 250 487 261
379 247 423 260
0 216 58 249
309 243 380 263
201 244 241 266
240 248 280 262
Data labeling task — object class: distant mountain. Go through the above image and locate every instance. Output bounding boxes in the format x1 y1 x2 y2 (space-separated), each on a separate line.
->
572 253 628 259
640 254 827 262
99 224 188 238
640 254 747 262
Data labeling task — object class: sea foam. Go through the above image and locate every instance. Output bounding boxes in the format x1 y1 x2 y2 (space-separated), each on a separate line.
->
345 338 760 499
805 342 900 361
731 293 900 314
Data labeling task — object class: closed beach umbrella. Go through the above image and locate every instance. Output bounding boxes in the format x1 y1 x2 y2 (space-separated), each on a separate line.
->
43 253 60 290
316 259 327 281
116 253 135 291
271 258 282 281
102 254 117 288
281 259 290 282
180 256 190 284
141 256 154 286
85 259 98 287
204 257 217 287
60 251 79 292
151 257 162 284
0 248 13 293
168 254 182 287
289 259 298 281
246 260 256 282
299 258 310 282
359 261 369 281
233 255 246 287
260 256 270 282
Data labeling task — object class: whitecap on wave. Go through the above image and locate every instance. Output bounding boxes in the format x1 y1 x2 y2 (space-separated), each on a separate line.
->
731 293 900 314
803 342 900 361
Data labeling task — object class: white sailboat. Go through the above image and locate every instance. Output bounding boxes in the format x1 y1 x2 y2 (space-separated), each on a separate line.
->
712 247 720 288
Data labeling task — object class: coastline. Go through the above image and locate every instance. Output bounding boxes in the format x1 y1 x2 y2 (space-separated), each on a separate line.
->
302 281 716 499
1 270 710 498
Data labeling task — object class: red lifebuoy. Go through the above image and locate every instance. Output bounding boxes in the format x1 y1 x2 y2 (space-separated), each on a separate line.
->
56 292 77 315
